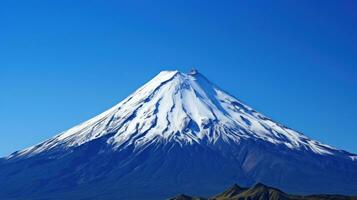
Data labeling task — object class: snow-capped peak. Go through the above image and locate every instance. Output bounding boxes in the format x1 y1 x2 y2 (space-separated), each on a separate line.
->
10 70 341 159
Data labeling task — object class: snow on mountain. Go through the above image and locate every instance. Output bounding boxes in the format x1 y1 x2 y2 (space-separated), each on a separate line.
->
9 70 340 159
1 70 357 200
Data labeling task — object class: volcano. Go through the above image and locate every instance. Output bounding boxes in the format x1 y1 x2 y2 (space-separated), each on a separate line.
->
1 70 356 200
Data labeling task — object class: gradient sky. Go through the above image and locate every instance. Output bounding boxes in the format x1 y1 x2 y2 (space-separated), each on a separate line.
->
1 0 356 157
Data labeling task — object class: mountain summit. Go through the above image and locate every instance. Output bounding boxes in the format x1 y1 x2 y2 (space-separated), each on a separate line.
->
1 70 357 200
7 70 346 157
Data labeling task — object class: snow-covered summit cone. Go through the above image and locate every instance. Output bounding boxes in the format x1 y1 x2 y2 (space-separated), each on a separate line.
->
1 70 357 200
8 70 347 158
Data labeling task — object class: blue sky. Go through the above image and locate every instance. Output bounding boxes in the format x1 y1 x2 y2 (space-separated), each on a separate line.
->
0 0 356 157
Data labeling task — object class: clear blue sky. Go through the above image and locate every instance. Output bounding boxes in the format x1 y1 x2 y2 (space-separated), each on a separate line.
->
1 0 356 157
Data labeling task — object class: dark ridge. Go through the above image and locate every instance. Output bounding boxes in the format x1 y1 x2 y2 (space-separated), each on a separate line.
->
169 194 206 200
170 183 357 200
212 184 247 199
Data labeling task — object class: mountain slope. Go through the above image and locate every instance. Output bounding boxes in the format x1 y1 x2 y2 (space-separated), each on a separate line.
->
0 70 357 200
7 70 346 158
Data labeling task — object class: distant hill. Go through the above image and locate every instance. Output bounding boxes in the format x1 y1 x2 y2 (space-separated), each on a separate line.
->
169 183 357 200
